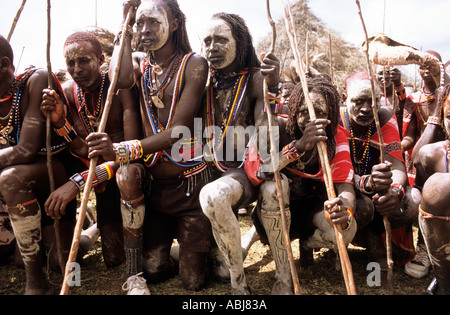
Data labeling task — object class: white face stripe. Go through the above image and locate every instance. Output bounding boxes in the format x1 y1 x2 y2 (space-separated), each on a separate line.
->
136 1 170 51
201 19 237 70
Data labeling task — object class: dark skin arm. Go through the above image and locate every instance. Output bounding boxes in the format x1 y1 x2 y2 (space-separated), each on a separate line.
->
42 88 141 219
86 54 209 162
0 69 50 168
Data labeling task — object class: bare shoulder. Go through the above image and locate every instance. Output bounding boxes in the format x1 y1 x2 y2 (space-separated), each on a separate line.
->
378 106 395 126
185 53 208 83
62 80 76 105
418 141 446 171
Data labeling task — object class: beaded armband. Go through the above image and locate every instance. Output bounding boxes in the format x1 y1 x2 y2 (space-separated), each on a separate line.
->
343 207 354 232
427 116 440 125
282 141 304 163
113 140 143 164
54 119 77 143
395 83 407 101
264 91 282 114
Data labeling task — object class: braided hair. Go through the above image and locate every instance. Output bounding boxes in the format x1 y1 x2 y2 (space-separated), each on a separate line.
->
161 0 192 55
286 75 341 160
211 12 260 72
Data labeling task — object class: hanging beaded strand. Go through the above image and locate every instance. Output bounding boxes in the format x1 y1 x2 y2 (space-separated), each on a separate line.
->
346 109 374 175
76 72 107 131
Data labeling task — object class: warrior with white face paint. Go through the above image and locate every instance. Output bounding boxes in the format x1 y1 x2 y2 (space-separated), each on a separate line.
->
340 72 418 267
202 19 237 70
86 0 213 294
198 13 281 295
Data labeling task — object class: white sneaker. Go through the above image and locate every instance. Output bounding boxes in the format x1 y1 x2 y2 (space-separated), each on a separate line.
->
122 272 151 295
404 244 431 279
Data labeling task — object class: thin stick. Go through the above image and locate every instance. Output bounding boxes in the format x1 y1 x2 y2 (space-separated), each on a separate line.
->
60 7 134 295
355 0 394 294
328 33 334 85
46 0 65 276
280 0 357 295
264 0 301 295
7 0 27 42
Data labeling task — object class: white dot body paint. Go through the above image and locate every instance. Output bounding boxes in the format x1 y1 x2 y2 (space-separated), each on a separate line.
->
137 1 170 51
201 19 237 70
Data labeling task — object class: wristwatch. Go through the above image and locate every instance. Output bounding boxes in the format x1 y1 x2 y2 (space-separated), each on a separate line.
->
70 173 85 190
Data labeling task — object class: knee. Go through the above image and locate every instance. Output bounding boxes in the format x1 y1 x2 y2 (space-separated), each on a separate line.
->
0 168 25 199
116 164 145 194
258 174 289 211
199 181 232 219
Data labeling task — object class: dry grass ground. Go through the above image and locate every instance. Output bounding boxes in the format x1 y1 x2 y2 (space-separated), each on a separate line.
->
0 214 432 296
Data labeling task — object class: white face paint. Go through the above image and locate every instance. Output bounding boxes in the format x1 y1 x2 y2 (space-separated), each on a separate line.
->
136 1 170 51
201 19 237 70
346 79 380 127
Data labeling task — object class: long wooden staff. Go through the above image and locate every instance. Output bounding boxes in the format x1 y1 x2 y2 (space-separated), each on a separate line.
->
355 0 394 294
264 0 301 295
60 7 134 295
280 0 357 295
7 0 27 42
46 0 65 275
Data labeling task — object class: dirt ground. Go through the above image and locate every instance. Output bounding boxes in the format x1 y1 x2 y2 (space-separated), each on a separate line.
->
0 214 432 296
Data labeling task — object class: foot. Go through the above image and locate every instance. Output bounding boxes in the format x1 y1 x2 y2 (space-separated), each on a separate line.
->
404 244 430 279
271 280 294 295
122 273 151 295
232 285 252 295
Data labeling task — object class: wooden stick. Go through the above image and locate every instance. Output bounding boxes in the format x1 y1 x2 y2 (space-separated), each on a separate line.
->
7 0 27 42
355 0 394 294
46 0 65 276
280 0 357 295
264 0 301 295
328 33 334 85
60 7 134 295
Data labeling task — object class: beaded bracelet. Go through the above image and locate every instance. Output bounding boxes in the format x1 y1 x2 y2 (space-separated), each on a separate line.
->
264 91 282 114
113 140 143 164
356 175 374 194
390 183 405 201
282 141 304 163
427 116 440 125
54 119 77 143
343 207 354 232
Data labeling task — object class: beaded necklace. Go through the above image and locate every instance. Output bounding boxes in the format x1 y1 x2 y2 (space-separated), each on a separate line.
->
0 69 37 146
142 52 203 169
343 109 375 175
74 72 107 134
143 53 182 109
206 70 249 172
416 91 435 126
